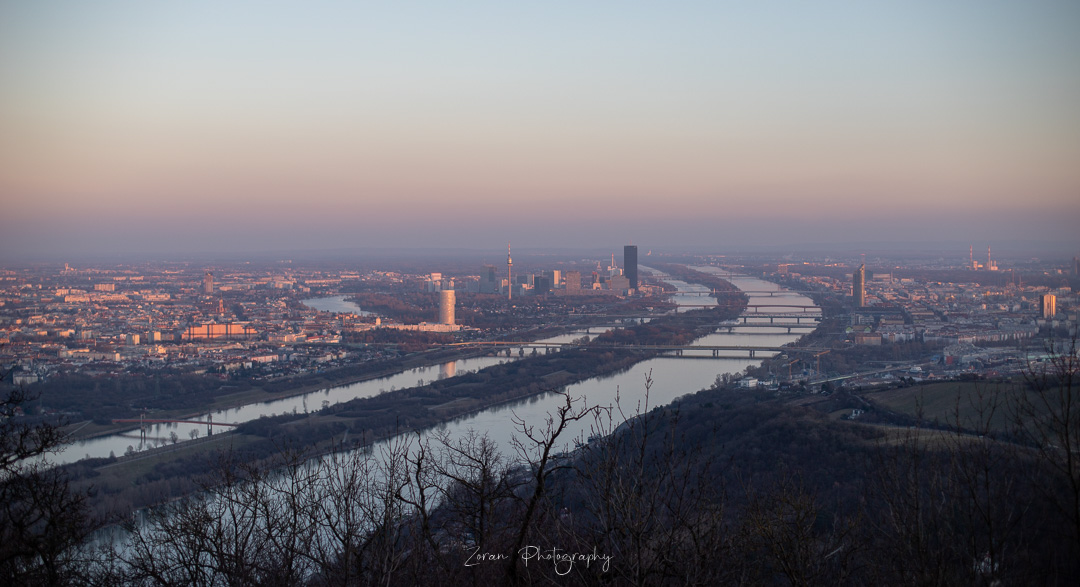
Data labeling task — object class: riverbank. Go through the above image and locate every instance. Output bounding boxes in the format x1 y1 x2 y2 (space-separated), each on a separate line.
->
63 318 623 444
70 281 751 521
60 345 491 442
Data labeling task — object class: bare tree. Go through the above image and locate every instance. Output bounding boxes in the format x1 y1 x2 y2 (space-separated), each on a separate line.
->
548 371 749 586
393 433 455 585
0 385 93 585
939 381 1029 584
1011 335 1080 573
120 448 321 585
430 429 515 555
506 391 605 585
351 435 413 585
740 473 860 587
304 445 379 585
572 375 730 586
864 415 957 585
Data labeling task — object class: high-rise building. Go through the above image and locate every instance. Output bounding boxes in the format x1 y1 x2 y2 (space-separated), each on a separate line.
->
624 245 638 290
853 264 866 307
1041 294 1056 319
507 243 513 301
610 274 630 293
439 290 456 325
480 264 498 294
203 271 214 294
564 271 581 292
424 272 444 292
534 275 551 294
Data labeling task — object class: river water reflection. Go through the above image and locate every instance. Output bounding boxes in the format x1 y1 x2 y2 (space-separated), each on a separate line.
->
54 269 816 466
50 355 516 465
300 295 376 315
421 270 818 455
98 268 819 553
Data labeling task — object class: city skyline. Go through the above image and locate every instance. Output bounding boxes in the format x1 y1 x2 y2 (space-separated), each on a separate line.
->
2 1 1079 258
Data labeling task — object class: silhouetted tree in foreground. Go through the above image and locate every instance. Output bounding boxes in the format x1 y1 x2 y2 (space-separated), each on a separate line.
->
1011 335 1080 578
0 385 94 586
19 337 1080 584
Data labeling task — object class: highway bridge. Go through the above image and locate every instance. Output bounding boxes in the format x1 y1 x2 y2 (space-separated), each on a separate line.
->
517 322 816 337
673 310 822 324
672 304 820 310
719 322 818 333
672 304 819 313
676 290 820 296
739 312 821 323
450 340 818 359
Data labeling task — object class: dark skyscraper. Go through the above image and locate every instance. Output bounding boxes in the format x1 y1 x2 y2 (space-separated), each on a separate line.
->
623 245 638 290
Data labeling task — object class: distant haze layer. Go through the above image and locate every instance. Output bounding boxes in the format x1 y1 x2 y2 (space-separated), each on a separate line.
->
1 2 1078 257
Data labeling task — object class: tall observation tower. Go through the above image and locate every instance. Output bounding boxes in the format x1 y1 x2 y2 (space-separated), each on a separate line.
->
507 243 513 301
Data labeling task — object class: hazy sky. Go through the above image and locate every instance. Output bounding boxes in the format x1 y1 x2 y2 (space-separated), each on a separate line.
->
2 1 1078 258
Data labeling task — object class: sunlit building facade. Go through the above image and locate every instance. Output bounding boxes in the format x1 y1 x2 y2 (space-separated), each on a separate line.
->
439 290 456 325
1041 294 1056 319
853 264 866 307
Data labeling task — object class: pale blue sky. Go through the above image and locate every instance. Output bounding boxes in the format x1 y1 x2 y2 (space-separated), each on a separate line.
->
1 1 1078 257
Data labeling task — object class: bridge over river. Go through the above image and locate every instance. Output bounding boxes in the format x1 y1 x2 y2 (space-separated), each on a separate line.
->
110 416 240 439
450 340 819 359
676 289 821 297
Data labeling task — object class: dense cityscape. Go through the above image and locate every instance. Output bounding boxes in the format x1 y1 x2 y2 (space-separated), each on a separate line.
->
3 248 1075 391
2 244 1080 584
4 1 1080 585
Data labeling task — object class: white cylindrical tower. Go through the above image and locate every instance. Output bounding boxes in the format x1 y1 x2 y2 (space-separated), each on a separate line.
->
439 289 456 325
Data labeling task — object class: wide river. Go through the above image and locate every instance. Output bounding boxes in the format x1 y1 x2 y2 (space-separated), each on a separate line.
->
409 267 819 454
48 268 817 466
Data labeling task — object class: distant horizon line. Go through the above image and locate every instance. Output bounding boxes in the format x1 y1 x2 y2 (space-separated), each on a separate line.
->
2 238 1077 265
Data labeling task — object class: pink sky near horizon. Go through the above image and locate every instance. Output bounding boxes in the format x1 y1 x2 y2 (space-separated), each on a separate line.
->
1 1 1078 257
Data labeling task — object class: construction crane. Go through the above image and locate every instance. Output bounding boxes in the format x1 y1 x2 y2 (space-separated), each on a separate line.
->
811 350 830 376
784 358 800 380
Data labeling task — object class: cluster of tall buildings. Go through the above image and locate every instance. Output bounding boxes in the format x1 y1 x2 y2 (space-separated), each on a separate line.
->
410 244 641 331
462 244 640 298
